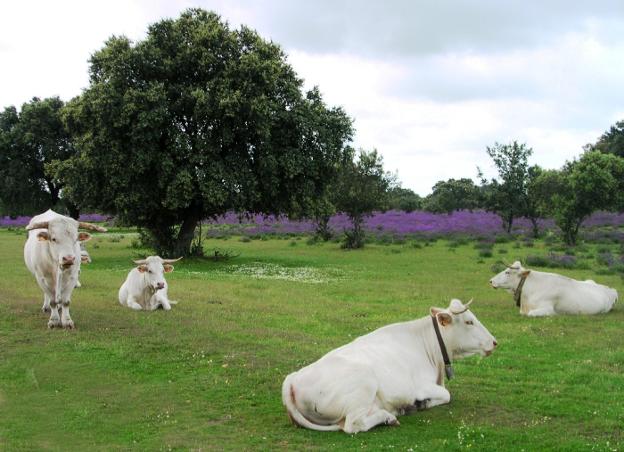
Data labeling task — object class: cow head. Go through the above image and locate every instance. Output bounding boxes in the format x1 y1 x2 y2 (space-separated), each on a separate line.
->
26 218 104 270
490 260 531 293
431 299 497 358
134 256 182 291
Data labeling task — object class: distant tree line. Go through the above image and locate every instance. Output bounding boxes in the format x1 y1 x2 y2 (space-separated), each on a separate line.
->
1 9 623 251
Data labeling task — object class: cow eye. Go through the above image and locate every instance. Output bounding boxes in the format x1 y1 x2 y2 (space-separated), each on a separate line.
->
148 270 152 274
51 237 56 242
465 320 474 325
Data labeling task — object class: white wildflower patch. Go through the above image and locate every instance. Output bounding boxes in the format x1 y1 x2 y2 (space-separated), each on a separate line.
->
183 262 343 283
226 262 340 283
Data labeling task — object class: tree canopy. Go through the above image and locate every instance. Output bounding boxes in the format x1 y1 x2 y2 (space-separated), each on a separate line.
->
423 178 480 214
56 9 353 255
586 119 624 158
481 141 533 232
0 97 75 217
333 148 394 248
534 151 624 245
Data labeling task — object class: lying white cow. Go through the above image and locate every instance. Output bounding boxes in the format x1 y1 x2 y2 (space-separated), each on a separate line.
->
490 260 618 316
282 299 497 433
24 209 107 328
118 256 181 311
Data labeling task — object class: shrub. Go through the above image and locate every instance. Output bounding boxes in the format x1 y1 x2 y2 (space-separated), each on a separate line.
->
478 249 493 258
597 251 614 267
526 253 577 269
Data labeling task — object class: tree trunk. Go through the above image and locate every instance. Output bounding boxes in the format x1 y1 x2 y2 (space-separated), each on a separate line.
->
506 214 513 233
171 212 202 257
530 217 539 238
66 202 80 220
315 215 332 241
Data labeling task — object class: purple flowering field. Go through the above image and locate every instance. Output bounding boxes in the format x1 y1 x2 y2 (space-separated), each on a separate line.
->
0 213 110 228
202 210 624 238
2 210 624 238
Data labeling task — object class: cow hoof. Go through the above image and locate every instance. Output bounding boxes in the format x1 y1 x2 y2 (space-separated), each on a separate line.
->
48 321 61 329
42 306 51 314
63 321 75 329
414 398 430 410
386 417 400 426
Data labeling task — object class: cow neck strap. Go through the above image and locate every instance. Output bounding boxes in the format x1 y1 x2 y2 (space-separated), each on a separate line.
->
513 273 529 307
431 315 454 380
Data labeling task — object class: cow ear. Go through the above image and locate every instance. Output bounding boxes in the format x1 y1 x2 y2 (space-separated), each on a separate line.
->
163 264 174 273
137 265 148 273
430 307 453 326
37 231 50 241
521 270 531 277
78 232 92 242
436 312 453 326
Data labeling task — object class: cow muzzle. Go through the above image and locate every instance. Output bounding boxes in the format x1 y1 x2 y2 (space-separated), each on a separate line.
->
61 255 76 269
155 282 165 290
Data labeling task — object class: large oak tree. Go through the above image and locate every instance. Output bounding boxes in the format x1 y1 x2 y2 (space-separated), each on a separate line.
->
58 9 353 255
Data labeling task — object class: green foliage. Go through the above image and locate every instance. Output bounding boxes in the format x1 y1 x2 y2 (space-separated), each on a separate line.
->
55 9 353 256
586 118 624 158
387 186 423 212
333 149 394 249
0 97 77 216
480 141 533 232
423 178 480 214
534 151 624 245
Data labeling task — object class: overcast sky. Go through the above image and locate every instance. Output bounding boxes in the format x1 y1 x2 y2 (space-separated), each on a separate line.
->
1 1 623 195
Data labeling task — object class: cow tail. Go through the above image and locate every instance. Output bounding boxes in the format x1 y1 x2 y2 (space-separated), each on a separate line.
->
281 374 340 432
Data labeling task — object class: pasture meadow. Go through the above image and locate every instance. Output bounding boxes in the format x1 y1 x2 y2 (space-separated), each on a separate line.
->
0 227 623 450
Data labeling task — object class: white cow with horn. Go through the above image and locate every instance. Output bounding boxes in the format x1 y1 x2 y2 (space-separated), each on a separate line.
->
490 260 618 316
282 299 497 433
118 256 181 311
24 209 107 328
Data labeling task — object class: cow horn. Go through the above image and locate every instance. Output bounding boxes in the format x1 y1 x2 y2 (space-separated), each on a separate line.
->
162 257 183 264
450 298 473 315
78 222 108 232
133 258 147 265
25 221 49 231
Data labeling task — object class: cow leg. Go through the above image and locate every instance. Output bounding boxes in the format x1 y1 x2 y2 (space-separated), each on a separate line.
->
343 408 399 434
41 293 51 313
60 301 74 329
413 384 451 410
48 301 61 328
35 276 53 313
126 296 143 311
152 292 171 311
527 306 556 317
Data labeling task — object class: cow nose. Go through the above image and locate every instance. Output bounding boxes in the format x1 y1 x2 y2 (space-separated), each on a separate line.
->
156 282 165 289
62 255 75 265
493 340 498 347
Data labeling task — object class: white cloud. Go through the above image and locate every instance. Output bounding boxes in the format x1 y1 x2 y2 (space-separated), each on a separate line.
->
1 1 623 196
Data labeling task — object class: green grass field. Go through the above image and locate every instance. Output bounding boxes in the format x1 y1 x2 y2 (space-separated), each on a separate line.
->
1 229 622 451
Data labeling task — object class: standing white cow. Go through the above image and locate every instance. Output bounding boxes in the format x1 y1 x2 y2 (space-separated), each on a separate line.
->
490 260 618 316
24 209 107 328
75 243 92 288
118 256 181 311
282 299 497 433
